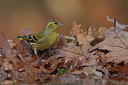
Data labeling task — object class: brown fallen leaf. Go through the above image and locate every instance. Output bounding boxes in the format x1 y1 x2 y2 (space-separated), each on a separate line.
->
66 57 82 72
117 64 128 76
41 57 65 73
81 52 99 67
82 67 103 78
71 21 91 58
96 66 109 77
85 26 108 45
0 58 15 79
56 42 84 57
53 52 66 58
71 21 91 47
90 24 128 64
10 40 34 70
98 27 108 38
86 26 99 40
16 56 65 76
0 32 15 62
7 40 16 48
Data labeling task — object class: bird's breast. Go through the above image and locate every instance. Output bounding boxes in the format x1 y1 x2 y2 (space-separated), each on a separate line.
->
33 32 57 50
47 32 57 45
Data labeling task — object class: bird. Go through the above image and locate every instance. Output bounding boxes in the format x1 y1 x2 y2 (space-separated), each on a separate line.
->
17 20 63 63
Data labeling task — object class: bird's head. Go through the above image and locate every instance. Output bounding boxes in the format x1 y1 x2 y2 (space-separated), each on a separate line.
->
48 20 63 27
45 20 63 32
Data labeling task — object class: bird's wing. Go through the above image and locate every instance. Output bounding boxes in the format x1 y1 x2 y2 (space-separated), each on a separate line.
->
36 36 47 44
31 36 48 49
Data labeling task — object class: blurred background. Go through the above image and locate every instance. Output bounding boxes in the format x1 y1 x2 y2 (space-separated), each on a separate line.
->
0 0 128 39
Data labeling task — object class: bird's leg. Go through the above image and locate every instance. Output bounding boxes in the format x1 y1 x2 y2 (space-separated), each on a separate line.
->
41 50 47 55
29 43 42 64
40 48 55 57
34 48 42 64
47 48 56 57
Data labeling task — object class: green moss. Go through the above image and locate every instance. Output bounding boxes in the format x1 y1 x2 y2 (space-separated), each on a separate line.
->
90 42 98 46
62 38 72 43
56 68 66 75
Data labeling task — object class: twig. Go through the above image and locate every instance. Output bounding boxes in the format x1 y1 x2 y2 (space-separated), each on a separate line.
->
113 19 128 48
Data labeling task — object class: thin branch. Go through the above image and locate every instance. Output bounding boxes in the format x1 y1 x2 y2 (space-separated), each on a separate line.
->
113 19 128 48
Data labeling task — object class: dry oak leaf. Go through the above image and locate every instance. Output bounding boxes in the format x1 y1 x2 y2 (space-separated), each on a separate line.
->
117 64 128 76
81 52 99 67
56 42 86 61
1 58 15 76
71 21 91 57
67 57 82 72
0 32 15 62
82 67 103 78
85 26 107 42
98 27 108 38
71 21 91 48
90 27 128 64
86 26 99 40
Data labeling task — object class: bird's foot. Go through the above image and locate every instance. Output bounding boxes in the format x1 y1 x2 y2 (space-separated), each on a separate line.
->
47 48 56 57
34 48 42 65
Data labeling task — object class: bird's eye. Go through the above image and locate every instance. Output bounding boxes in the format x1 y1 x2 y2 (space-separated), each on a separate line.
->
54 22 57 24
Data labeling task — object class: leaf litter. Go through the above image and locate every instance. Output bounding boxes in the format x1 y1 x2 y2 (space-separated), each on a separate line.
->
0 16 128 83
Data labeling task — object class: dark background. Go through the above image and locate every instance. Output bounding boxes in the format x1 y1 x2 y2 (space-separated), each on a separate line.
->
0 0 128 38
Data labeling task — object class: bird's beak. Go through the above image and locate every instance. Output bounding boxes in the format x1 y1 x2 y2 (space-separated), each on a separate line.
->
57 22 63 26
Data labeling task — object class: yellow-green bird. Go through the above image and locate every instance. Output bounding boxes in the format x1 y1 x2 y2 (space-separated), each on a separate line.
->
17 20 62 63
